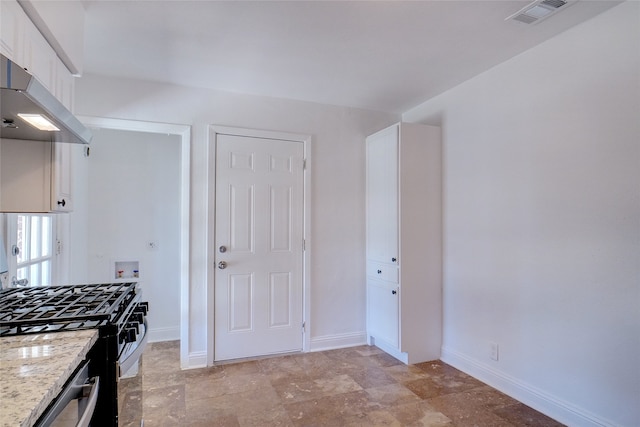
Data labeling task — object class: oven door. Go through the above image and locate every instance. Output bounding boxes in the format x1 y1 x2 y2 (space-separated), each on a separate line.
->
36 362 100 427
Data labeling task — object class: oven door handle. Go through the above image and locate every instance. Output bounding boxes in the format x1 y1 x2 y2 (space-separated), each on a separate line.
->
77 376 99 427
119 318 149 376
36 362 99 427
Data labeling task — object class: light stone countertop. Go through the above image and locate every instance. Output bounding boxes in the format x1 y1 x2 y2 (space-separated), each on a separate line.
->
0 329 99 427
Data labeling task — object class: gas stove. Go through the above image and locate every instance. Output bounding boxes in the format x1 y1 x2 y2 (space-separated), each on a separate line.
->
0 283 149 426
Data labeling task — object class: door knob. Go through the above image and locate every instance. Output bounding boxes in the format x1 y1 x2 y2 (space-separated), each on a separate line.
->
219 246 227 253
218 261 227 269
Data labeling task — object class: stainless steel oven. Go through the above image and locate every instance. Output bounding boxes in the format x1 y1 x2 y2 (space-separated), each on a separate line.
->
0 283 149 426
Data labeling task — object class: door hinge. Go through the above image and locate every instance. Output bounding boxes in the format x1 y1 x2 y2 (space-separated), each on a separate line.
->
302 321 306 332
303 239 306 251
303 159 307 170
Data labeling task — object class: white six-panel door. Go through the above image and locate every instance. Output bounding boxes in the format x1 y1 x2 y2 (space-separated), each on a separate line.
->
214 133 304 361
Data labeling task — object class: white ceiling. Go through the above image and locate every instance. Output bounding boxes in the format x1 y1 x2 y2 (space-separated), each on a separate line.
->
81 0 620 114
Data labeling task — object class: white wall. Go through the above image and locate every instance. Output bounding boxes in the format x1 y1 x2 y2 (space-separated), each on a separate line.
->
404 2 639 426
73 129 182 341
69 145 89 283
73 79 398 361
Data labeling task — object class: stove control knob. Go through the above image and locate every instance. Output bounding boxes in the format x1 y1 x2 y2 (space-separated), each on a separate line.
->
128 328 138 342
120 327 137 343
137 302 149 314
126 322 140 334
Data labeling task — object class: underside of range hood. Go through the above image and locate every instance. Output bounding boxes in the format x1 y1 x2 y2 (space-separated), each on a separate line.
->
1 54 92 145
506 0 575 25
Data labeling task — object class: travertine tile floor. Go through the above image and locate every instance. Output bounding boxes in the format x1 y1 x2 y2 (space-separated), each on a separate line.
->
119 341 564 427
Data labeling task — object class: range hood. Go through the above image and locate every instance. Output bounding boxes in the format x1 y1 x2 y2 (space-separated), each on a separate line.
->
1 53 91 145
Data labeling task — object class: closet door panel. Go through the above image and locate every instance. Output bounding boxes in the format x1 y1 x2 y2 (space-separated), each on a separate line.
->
366 125 398 265
367 278 399 348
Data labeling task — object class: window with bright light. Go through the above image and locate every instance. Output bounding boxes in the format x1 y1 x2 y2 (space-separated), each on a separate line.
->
15 214 54 286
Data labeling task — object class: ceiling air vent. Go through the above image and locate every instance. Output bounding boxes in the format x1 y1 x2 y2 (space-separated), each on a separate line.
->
506 0 574 25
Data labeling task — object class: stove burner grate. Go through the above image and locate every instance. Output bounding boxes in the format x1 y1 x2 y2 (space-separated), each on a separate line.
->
0 283 138 336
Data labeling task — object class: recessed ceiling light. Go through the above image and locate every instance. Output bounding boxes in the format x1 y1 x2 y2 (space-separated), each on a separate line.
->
506 0 573 25
526 5 554 19
17 113 60 131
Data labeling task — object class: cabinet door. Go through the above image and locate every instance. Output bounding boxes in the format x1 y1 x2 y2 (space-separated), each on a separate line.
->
366 260 398 283
51 143 73 212
366 125 398 265
0 139 52 212
367 279 399 349
0 0 25 64
22 22 56 92
56 59 75 111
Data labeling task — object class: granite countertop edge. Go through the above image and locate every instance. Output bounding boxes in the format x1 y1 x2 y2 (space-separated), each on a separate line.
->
0 329 99 427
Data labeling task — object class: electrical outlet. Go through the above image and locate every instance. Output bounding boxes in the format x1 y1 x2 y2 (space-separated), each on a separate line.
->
490 342 499 361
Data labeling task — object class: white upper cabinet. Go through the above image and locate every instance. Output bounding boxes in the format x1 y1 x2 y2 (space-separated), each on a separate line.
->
0 0 80 213
0 0 26 65
366 122 442 365
22 20 57 92
55 57 75 111
0 139 74 213
1 0 82 110
0 139 53 213
366 124 399 266
18 0 85 75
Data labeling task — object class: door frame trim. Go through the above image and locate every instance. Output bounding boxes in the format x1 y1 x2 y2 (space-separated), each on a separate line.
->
207 125 312 365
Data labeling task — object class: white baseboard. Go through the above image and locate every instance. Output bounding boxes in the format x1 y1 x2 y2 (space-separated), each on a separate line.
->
182 351 207 370
148 326 179 343
441 347 617 427
309 331 368 352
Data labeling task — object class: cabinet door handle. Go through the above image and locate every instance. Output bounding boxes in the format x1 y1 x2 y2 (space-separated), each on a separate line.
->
391 257 397 263
392 290 397 295
57 199 66 207
377 270 382 274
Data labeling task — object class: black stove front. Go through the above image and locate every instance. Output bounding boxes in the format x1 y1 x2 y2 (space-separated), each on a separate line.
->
0 283 149 426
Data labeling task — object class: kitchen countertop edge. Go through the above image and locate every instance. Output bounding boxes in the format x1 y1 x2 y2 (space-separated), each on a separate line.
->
0 329 99 427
